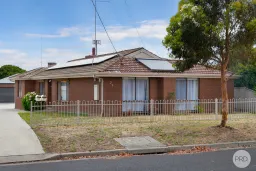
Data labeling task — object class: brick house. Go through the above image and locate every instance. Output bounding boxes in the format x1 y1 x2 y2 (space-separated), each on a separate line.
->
12 47 236 112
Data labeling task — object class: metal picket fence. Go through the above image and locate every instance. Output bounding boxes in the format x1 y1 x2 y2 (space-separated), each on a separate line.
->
30 98 256 127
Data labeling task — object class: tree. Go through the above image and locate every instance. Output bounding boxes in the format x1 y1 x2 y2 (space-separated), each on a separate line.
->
163 0 256 127
0 65 26 79
235 47 256 89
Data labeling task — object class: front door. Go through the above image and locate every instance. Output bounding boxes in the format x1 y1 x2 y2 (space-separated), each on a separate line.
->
122 78 148 112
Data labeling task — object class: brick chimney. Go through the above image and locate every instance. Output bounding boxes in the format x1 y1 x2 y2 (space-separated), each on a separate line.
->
48 62 57 68
92 47 96 56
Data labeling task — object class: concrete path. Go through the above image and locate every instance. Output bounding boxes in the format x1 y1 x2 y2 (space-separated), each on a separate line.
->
0 103 44 156
115 136 166 150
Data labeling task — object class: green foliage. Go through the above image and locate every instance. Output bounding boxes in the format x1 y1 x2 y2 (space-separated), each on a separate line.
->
166 92 176 100
22 92 37 111
234 53 256 89
0 65 25 79
194 105 204 113
163 0 256 71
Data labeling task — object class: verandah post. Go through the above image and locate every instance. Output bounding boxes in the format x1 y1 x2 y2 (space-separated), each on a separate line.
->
215 98 218 120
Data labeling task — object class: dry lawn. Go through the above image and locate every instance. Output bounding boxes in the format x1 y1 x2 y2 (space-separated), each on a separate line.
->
34 118 256 153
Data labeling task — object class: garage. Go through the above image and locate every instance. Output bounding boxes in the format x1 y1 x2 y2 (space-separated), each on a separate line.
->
0 77 14 103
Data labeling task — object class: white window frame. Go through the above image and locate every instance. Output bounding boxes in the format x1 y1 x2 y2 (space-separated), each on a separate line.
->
39 81 45 95
58 81 69 101
94 84 99 100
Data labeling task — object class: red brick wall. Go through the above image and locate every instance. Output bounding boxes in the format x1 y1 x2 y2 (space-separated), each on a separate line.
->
51 80 58 102
161 78 176 100
15 80 36 109
15 81 21 109
199 78 234 99
24 80 36 93
15 77 235 110
69 78 96 101
66 78 122 101
103 77 122 101
149 78 161 100
0 83 14 88
35 81 40 94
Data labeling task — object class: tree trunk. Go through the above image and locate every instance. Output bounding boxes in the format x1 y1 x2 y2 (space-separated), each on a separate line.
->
220 64 229 127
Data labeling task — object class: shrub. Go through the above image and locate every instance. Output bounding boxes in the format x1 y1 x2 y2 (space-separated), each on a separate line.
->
22 92 37 111
194 105 204 113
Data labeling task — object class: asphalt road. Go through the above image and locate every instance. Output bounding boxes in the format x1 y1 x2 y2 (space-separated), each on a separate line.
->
0 148 255 171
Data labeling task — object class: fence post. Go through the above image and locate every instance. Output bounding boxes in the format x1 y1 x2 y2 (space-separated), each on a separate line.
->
150 99 154 116
30 101 33 126
77 100 80 124
215 98 218 120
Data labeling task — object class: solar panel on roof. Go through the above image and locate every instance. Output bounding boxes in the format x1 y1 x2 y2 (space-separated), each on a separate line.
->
137 59 175 71
48 54 117 70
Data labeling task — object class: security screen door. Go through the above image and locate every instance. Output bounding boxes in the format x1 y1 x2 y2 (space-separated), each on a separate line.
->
122 78 148 112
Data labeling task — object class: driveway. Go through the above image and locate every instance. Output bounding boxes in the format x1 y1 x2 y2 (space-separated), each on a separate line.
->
0 103 44 156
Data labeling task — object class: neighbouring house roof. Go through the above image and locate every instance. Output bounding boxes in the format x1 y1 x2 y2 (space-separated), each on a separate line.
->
11 47 238 80
0 76 14 84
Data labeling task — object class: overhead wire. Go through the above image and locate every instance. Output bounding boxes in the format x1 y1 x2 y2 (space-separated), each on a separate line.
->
90 0 118 54
124 0 146 48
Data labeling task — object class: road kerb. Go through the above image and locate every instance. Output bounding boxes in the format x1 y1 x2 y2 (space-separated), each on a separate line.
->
1 141 255 165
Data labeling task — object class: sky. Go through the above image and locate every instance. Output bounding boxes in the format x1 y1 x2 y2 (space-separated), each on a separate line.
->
0 0 180 70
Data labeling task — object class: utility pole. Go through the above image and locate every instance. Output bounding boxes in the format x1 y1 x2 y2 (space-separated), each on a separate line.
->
92 0 109 56
93 0 101 56
41 36 42 67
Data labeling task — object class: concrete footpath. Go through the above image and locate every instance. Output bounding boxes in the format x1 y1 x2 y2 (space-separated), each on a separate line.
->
0 103 44 157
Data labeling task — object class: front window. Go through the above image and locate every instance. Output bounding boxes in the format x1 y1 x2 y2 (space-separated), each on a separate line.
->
39 82 45 95
176 78 198 110
18 81 22 97
58 81 69 101
122 78 148 112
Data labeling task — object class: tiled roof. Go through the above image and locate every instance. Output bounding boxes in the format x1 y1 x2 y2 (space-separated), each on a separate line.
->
68 47 143 62
12 47 235 80
12 68 46 80
104 57 151 73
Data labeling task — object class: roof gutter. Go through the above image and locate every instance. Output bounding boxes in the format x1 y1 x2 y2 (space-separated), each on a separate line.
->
13 72 240 80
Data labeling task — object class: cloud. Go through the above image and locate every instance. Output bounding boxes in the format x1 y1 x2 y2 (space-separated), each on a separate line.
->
0 48 86 70
42 48 85 63
0 49 38 69
25 20 168 41
10 19 170 69
25 26 87 38
80 20 168 42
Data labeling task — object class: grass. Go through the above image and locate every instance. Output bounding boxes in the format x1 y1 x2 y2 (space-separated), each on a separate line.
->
18 112 256 153
18 112 30 124
31 119 256 153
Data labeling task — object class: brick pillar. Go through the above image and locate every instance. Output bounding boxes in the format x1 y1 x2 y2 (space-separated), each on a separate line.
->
52 80 58 102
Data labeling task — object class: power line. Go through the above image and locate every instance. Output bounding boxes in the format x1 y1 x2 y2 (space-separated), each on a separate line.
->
90 0 118 54
124 0 145 48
